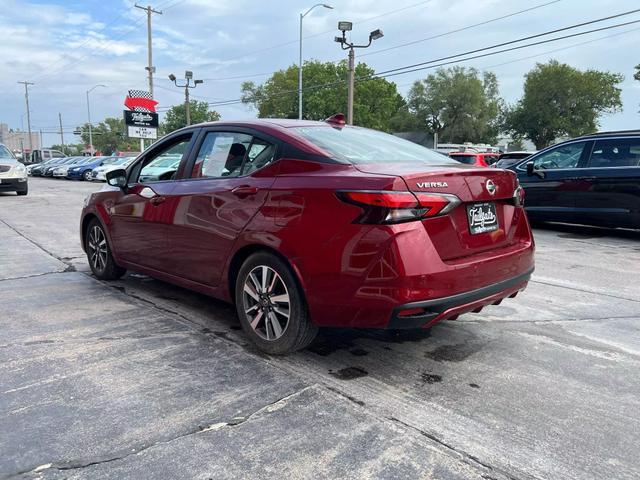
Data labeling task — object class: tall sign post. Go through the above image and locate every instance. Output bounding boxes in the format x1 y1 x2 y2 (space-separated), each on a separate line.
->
123 90 159 152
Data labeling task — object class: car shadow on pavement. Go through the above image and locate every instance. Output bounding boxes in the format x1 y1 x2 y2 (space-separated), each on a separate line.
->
531 221 640 240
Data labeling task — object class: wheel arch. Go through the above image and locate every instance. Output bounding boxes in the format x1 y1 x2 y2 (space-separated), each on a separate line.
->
227 244 308 307
80 213 99 252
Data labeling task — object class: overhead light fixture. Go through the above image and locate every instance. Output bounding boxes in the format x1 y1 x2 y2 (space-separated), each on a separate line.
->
185 70 193 80
334 36 344 43
322 4 333 8
168 73 176 81
194 79 203 85
338 21 353 32
369 29 384 40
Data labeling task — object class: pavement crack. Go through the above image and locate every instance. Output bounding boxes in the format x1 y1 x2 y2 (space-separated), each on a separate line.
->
386 417 529 480
530 278 640 303
0 218 76 270
7 386 313 478
0 270 69 282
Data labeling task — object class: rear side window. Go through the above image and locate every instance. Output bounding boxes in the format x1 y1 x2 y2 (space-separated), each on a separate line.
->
292 126 455 165
588 138 640 168
191 132 275 178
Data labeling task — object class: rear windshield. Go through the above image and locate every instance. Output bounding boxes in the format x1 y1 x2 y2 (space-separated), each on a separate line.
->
292 126 456 165
500 153 531 160
449 154 477 165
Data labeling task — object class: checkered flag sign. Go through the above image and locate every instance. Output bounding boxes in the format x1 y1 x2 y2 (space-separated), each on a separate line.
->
125 90 158 113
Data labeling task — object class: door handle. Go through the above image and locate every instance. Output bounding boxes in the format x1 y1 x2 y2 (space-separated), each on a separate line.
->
150 196 166 206
231 186 259 195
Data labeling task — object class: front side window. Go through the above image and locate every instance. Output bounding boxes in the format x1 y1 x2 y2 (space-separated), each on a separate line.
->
588 138 640 168
532 142 586 170
132 135 192 183
292 125 456 165
190 132 253 178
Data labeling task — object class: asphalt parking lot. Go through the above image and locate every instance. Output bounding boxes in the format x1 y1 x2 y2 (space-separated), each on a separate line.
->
1 178 639 480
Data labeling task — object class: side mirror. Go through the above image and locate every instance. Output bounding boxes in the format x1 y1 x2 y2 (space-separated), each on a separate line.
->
525 161 535 176
106 168 127 189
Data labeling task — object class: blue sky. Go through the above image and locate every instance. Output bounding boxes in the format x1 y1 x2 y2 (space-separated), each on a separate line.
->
1 0 639 147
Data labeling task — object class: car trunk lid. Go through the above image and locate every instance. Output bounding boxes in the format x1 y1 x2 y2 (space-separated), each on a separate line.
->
353 162 522 261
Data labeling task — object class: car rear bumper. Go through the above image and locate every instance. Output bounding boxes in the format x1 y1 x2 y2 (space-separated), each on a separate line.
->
387 268 533 329
298 211 535 329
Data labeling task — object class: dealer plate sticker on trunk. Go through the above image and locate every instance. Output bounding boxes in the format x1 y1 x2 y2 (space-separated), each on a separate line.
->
466 202 498 234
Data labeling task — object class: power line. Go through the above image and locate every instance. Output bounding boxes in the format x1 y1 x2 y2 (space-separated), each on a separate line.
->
29 0 178 83
192 0 563 85
373 7 640 77
199 0 434 66
201 14 640 108
359 0 563 58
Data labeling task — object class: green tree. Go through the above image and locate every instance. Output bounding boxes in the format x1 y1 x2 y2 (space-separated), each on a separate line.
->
161 100 220 134
51 143 84 155
241 60 404 131
406 67 503 144
79 117 139 155
504 60 623 149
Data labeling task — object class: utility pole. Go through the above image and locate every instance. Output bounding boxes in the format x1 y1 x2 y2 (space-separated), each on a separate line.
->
58 112 65 153
135 4 162 98
334 23 383 125
17 81 34 153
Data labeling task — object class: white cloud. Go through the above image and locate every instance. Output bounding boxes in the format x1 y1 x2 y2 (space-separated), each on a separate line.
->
1 0 640 144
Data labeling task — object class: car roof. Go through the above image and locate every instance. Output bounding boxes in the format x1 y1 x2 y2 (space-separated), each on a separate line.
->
578 129 640 138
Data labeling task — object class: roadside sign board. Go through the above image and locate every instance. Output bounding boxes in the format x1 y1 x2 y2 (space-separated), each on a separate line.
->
127 125 158 139
123 110 158 139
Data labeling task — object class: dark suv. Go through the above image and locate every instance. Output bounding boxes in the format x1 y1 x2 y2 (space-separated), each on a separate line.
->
509 130 640 229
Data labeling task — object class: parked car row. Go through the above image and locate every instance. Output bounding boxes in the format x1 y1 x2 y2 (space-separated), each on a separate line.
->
27 156 137 181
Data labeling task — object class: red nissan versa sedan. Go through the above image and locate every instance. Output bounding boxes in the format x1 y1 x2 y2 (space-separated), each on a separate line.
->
80 115 534 354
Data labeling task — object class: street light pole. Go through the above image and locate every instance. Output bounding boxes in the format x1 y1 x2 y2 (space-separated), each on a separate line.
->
335 23 384 125
169 71 203 127
185 83 190 125
299 4 333 120
86 84 106 155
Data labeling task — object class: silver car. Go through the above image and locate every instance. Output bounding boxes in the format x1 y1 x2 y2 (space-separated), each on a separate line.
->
0 144 28 196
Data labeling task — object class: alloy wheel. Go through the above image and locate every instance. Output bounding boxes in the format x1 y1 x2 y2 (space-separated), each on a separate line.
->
88 225 108 273
242 265 290 341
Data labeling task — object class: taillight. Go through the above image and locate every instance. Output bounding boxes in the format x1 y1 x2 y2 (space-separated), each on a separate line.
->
513 185 525 206
337 190 461 224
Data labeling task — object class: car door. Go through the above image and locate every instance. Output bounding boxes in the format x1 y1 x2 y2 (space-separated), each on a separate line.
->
108 132 196 272
516 140 592 222
574 137 640 228
167 128 280 286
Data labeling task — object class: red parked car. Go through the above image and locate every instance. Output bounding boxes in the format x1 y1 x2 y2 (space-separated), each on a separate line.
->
81 116 534 354
449 151 499 167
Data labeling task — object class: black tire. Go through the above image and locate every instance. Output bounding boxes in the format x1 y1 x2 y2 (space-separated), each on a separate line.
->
235 252 318 355
82 170 92 181
17 187 28 196
85 218 126 280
